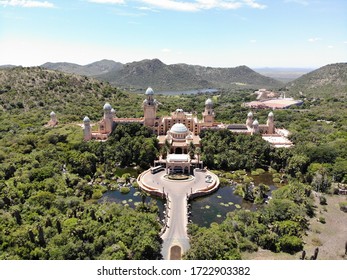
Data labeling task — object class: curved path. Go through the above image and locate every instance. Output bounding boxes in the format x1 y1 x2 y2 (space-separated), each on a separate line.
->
137 169 219 260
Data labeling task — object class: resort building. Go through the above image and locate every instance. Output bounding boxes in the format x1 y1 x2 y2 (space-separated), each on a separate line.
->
82 87 293 172
244 97 303 110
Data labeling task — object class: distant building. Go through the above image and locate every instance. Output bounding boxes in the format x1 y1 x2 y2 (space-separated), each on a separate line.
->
254 88 278 100
244 89 303 109
244 98 303 110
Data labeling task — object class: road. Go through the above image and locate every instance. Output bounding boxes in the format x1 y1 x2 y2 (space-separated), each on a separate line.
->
138 169 219 259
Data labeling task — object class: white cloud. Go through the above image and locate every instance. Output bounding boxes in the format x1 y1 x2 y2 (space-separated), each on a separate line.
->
284 0 309 5
196 0 241 10
88 0 125 4
0 0 54 8
140 0 266 11
243 0 266 9
327 45 334 49
139 0 199 12
308 37 322 42
89 0 267 12
161 48 172 53
137 5 158 11
249 39 257 43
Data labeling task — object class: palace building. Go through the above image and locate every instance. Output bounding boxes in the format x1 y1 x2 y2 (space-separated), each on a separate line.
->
82 87 292 173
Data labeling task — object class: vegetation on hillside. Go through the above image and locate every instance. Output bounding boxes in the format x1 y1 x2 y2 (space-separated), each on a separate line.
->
0 122 162 259
285 63 347 98
0 66 346 260
185 181 313 259
41 60 123 77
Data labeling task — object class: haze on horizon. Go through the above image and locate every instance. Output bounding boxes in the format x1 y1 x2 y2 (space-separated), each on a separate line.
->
1 0 346 68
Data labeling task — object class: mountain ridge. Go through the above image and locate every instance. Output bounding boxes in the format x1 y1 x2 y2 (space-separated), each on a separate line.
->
39 58 284 91
285 62 347 98
3 60 346 95
41 59 123 77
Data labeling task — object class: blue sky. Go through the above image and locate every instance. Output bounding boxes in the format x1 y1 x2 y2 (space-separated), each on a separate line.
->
1 0 346 68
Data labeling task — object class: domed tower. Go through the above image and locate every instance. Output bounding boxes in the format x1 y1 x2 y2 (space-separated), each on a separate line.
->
83 116 92 141
143 87 158 127
267 111 275 134
202 98 215 126
246 112 253 130
49 111 58 126
252 119 259 135
103 103 113 134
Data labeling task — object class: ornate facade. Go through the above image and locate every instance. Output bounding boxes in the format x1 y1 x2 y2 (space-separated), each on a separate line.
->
82 87 292 173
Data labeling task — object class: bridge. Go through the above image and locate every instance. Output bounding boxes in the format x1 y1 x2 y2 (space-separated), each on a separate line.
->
137 169 219 260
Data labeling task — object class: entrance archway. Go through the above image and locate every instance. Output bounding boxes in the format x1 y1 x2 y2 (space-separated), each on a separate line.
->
173 166 183 174
175 147 183 154
170 245 182 260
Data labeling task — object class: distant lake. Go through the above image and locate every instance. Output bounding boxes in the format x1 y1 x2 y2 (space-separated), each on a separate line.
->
156 88 219 95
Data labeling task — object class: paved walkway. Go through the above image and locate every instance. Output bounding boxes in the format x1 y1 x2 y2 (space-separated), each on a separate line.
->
137 169 219 260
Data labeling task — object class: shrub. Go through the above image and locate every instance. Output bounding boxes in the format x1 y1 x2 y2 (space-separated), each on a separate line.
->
268 167 277 174
318 216 326 224
251 170 260 176
238 237 258 252
225 173 234 180
339 201 347 213
319 196 327 205
258 232 278 252
256 168 266 174
235 170 247 176
219 177 229 186
92 190 103 200
277 235 303 254
273 178 281 183
120 186 130 194
311 237 322 246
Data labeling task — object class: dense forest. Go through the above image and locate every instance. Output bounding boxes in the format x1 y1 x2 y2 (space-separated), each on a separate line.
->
0 67 346 259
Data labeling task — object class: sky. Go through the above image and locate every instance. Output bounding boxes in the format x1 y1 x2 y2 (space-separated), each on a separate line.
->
0 0 346 68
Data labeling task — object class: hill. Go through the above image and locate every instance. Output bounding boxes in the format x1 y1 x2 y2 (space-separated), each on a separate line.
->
96 59 213 91
0 66 126 122
39 58 284 91
0 65 17 69
177 63 283 89
285 63 347 98
96 59 283 91
41 59 123 77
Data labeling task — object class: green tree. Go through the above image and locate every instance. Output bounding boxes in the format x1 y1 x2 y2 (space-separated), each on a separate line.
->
287 154 309 178
277 235 303 254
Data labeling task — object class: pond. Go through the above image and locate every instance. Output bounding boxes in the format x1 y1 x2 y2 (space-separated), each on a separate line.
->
99 172 279 227
189 173 278 226
99 185 165 221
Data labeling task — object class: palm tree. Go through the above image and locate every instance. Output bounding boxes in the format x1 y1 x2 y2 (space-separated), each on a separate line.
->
188 141 195 162
164 139 171 156
195 147 201 168
122 173 131 184
139 189 148 205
